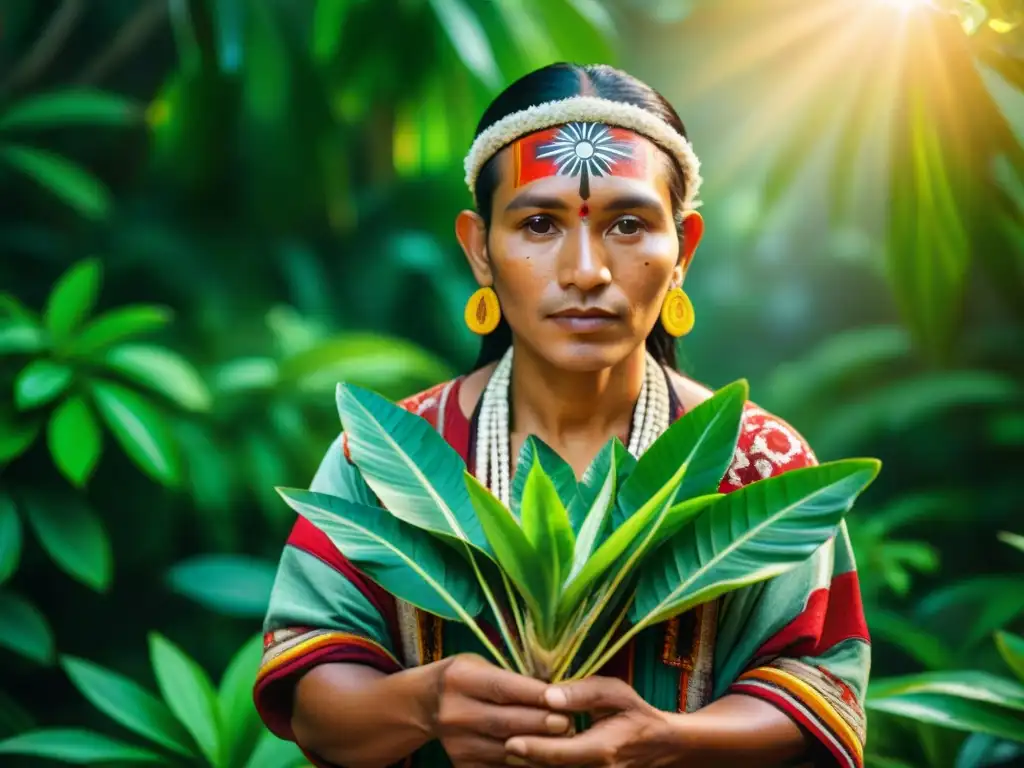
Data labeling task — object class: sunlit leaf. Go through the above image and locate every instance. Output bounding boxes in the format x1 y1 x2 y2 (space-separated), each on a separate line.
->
466 472 547 623
0 729 161 763
0 321 45 356
48 395 102 487
166 555 276 618
0 146 111 219
520 451 574 637
996 632 1024 684
427 0 501 89
997 531 1024 554
280 335 452 394
312 0 353 62
149 632 222 767
336 383 491 557
631 460 880 628
867 693 1024 743
869 671 1024 711
44 258 102 339
72 305 173 354
102 344 212 412
0 590 54 664
14 359 73 410
242 730 305 768
0 496 21 584
90 380 182 486
277 488 486 622
0 89 140 130
61 656 196 757
218 635 264 768
23 494 112 591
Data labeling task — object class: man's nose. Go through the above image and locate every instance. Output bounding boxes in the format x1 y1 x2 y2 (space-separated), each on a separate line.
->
558 225 612 293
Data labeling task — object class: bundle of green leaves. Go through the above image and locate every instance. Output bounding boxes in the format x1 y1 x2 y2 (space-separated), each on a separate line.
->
278 380 880 682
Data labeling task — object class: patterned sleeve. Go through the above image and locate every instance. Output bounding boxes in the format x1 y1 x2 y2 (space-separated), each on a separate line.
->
253 434 403 744
712 406 871 768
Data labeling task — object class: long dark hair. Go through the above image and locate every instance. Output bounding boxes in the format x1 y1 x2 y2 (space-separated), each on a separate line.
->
470 63 693 371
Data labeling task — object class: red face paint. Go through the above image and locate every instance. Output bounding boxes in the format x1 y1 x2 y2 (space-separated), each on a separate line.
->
579 203 590 220
513 123 654 200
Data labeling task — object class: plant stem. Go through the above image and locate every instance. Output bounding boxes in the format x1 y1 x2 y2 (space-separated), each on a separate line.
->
501 570 529 667
571 619 646 680
467 550 529 675
548 590 608 682
558 593 634 682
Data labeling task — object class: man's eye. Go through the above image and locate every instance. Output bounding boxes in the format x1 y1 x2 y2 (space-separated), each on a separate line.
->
612 217 645 236
525 216 556 235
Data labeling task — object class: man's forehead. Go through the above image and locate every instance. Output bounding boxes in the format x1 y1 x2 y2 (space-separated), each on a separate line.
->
503 122 659 200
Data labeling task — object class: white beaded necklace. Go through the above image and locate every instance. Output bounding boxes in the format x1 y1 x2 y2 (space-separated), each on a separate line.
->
475 347 672 506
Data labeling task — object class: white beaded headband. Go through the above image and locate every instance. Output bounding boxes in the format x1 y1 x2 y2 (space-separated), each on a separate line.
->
463 95 703 210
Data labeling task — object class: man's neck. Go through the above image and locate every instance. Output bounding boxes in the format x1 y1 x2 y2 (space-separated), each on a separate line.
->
509 343 646 445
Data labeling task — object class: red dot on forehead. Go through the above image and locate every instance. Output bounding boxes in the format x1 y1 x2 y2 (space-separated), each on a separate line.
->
579 203 589 219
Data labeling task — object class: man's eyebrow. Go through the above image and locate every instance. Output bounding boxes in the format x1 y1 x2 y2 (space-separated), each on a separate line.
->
603 193 664 212
505 193 571 211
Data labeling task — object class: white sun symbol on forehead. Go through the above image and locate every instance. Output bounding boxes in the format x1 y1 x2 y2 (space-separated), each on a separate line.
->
535 122 634 199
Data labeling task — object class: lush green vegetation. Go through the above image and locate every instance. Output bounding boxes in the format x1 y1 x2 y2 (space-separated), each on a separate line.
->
0 1 1021 766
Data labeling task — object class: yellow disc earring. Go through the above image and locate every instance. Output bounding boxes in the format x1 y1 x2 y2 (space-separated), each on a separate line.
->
464 286 501 335
660 287 695 337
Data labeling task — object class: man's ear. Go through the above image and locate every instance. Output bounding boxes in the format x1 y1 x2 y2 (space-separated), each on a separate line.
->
456 210 491 285
679 210 704 272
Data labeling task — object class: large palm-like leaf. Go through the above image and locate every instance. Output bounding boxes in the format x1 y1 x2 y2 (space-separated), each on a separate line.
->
335 383 492 558
615 379 747 525
511 436 579 520
629 459 881 629
277 488 485 622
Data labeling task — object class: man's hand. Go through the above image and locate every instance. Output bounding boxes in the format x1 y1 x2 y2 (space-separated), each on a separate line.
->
504 676 681 768
433 654 571 767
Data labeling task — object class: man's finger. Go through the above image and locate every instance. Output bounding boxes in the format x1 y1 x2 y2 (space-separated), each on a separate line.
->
543 677 636 713
452 659 551 706
458 704 571 739
505 729 610 766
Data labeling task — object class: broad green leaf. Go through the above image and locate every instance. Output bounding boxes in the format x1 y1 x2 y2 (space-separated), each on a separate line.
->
465 472 547 623
0 495 22 584
335 384 491 557
559 459 692 619
279 335 452 393
867 693 1024 743
61 656 196 757
24 494 111 591
427 0 501 89
520 451 574 636
14 359 73 410
0 590 54 664
48 395 102 486
72 305 173 354
243 729 305 768
616 380 748 526
0 412 39 463
44 258 102 339
0 145 112 219
869 671 1024 712
0 90 140 131
278 488 486 622
166 555 276 618
996 632 1024 683
0 728 161 763
631 459 880 629
511 435 579 519
915 576 1024 651
0 320 45 355
998 531 1024 554
218 634 264 768
566 439 622 580
955 733 1024 768
102 344 212 412
90 379 182 486
312 0 353 63
149 632 223 767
